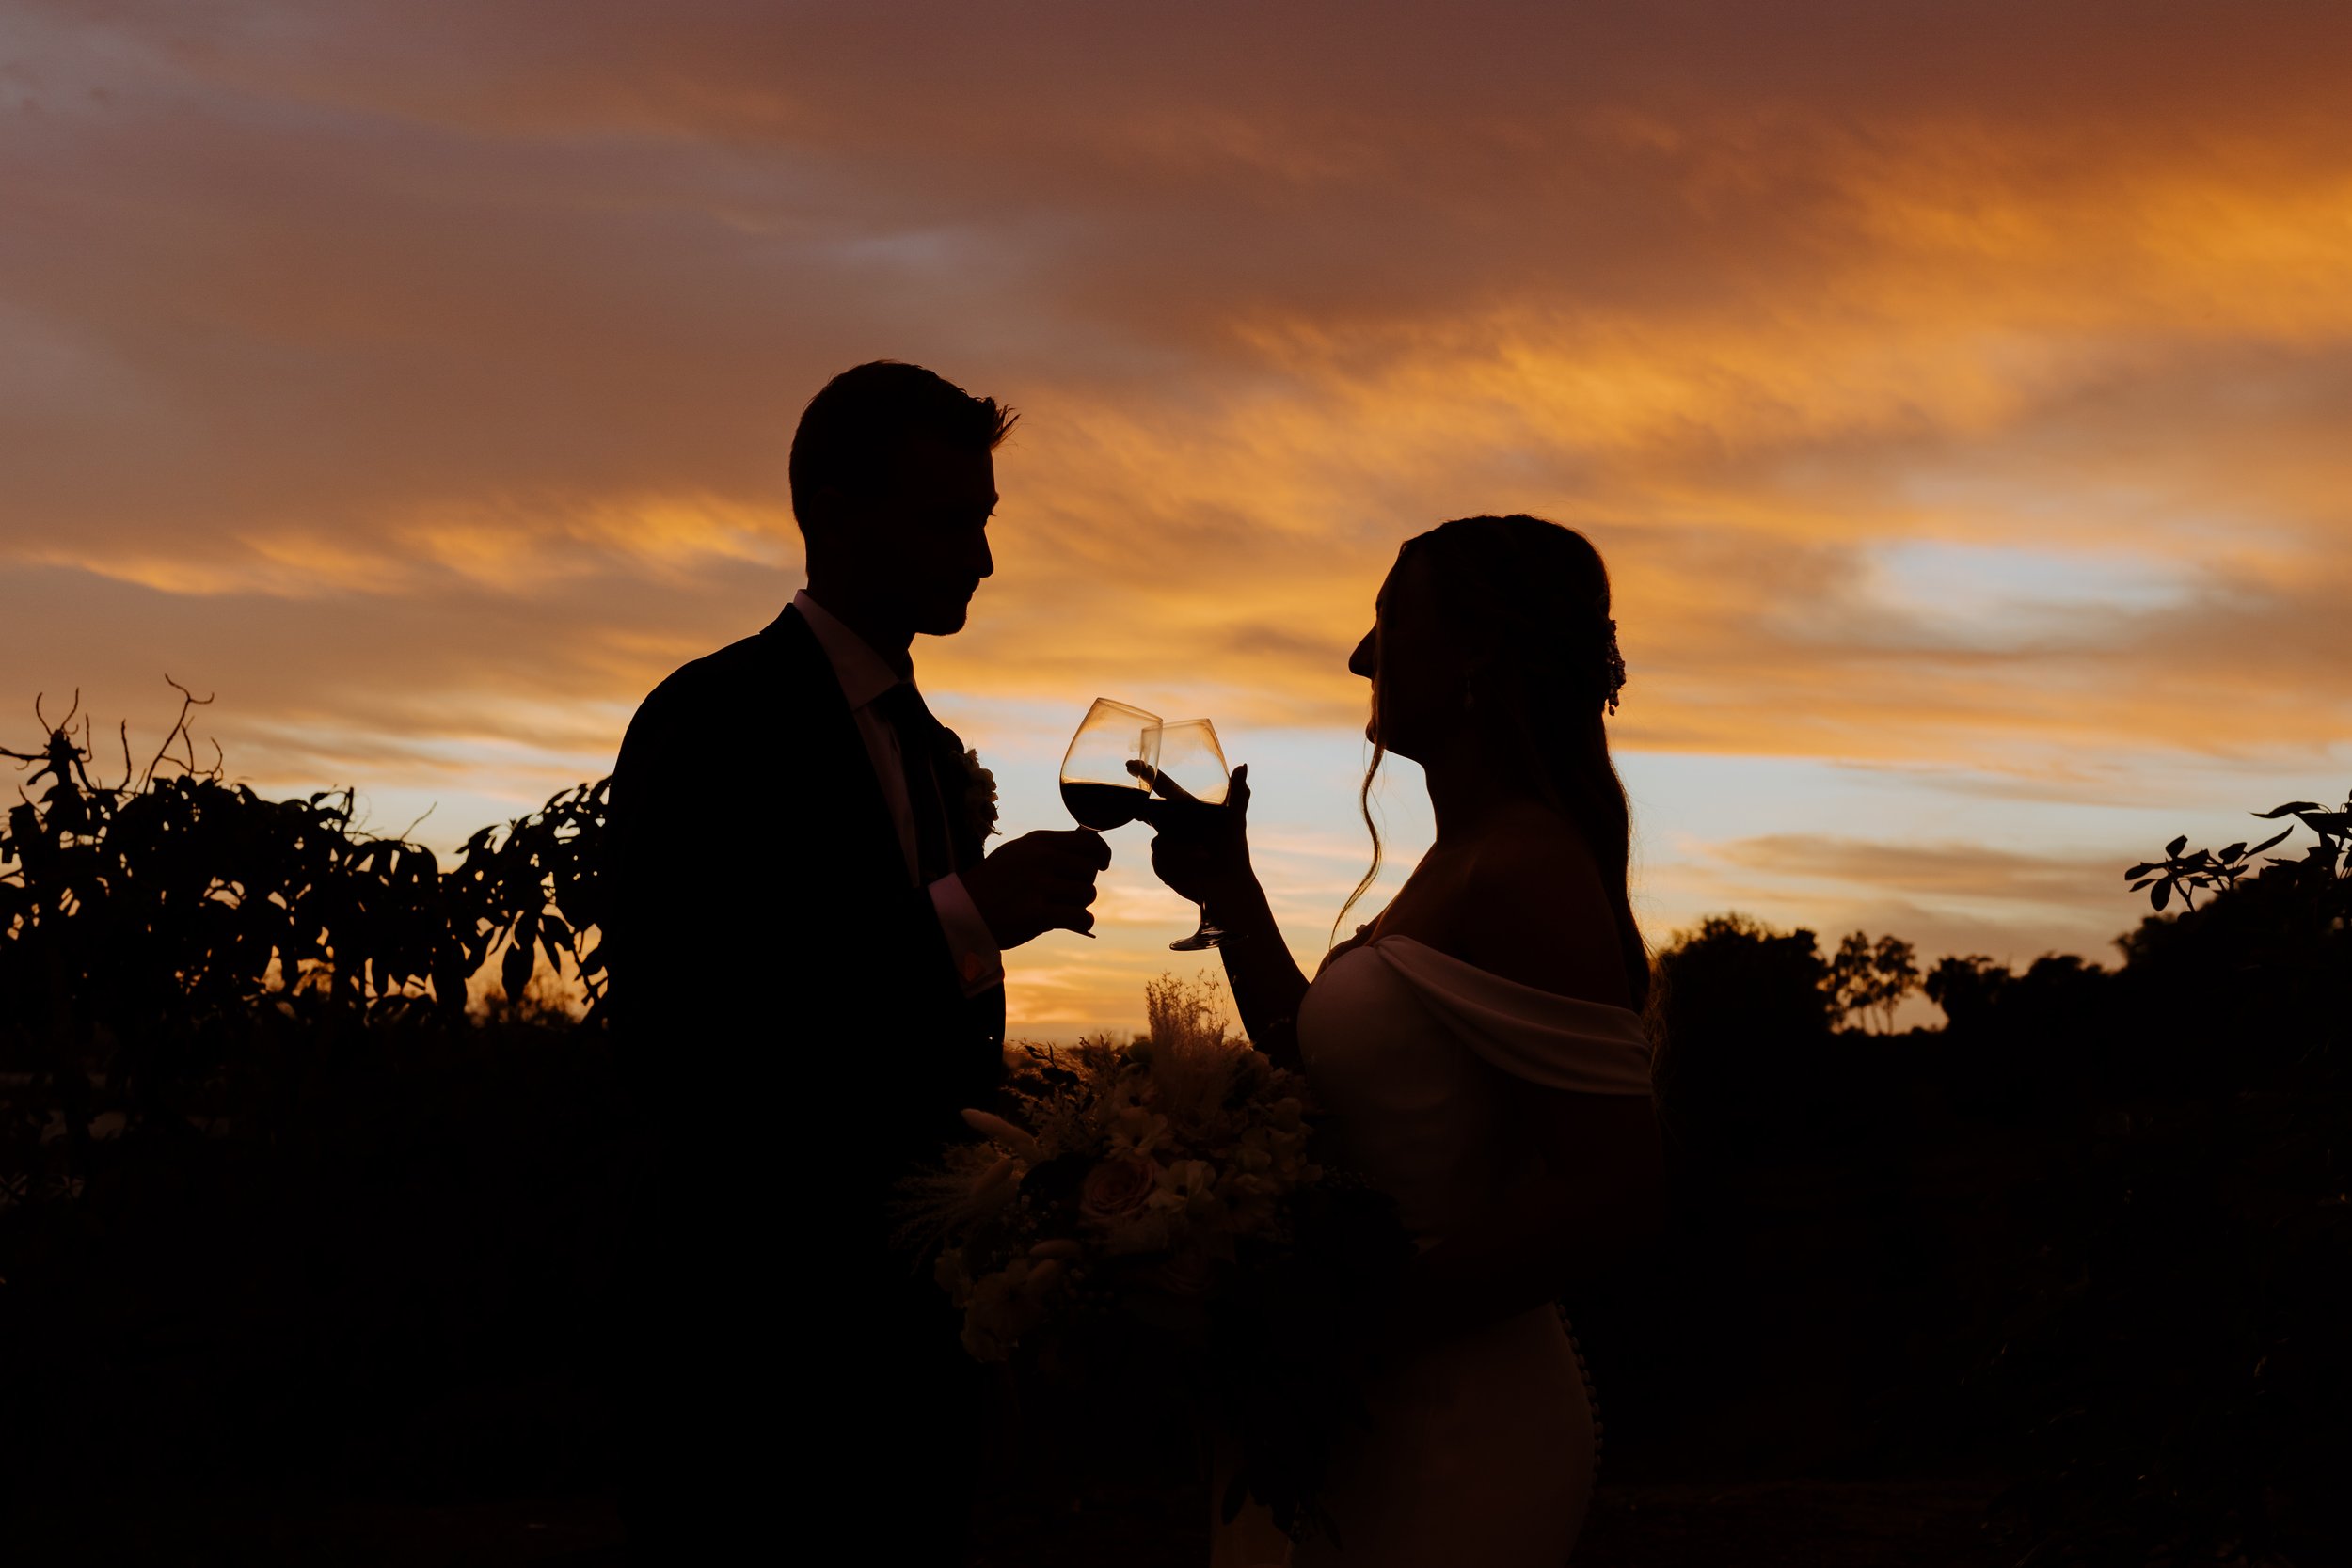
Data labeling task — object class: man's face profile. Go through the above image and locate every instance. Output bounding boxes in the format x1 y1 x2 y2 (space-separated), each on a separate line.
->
827 435 998 638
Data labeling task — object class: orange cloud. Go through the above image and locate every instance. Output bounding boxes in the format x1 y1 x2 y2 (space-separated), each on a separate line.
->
6 0 2350 1033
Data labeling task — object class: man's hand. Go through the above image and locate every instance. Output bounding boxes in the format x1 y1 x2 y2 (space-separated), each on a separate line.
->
961 829 1114 948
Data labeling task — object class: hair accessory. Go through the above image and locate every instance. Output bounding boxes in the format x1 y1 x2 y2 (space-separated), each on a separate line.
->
1602 618 1627 715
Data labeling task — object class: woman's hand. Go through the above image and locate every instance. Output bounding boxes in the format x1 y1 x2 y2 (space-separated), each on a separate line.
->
1137 762 1307 1067
1136 761 1257 914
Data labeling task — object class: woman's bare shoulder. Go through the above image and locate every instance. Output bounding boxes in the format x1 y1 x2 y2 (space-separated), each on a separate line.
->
1450 821 1631 1006
1314 919 1381 978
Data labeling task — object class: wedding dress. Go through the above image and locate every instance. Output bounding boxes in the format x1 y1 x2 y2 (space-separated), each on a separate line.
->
1213 935 1654 1568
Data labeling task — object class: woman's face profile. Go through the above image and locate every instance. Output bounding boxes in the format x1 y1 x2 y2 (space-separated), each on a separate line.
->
1350 549 1461 762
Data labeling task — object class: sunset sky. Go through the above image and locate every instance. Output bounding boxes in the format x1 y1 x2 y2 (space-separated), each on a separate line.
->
5 2 2348 1035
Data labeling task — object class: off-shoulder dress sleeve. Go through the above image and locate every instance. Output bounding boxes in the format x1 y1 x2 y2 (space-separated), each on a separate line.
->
1366 937 1653 1095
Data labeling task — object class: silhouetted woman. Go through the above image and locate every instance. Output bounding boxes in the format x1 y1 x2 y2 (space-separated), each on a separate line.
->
1144 515 1662 1566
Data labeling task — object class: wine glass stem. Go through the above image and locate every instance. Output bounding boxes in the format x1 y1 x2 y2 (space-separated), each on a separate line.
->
1169 900 1222 951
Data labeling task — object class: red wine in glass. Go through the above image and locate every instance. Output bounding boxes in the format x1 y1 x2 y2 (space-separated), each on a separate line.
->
1060 780 1150 831
1060 698 1162 835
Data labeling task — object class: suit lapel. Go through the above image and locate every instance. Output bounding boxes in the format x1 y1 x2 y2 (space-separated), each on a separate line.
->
762 606 914 894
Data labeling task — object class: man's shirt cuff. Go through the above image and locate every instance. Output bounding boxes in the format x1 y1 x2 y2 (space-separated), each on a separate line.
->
929 874 1005 997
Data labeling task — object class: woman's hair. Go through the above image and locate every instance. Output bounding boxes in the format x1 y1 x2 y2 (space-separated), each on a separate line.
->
1338 515 1650 1010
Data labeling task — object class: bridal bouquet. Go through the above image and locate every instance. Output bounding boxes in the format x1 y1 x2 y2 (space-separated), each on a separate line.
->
905 974 1412 1539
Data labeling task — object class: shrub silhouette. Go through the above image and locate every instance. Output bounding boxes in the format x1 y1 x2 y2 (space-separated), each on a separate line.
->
6 689 2344 1560
1976 789 2351 1564
0 691 631 1511
1594 807 2347 1561
1 689 609 1132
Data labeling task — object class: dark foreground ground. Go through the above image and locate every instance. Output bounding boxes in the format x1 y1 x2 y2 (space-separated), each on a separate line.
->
20 1479 2005 1566
973 1479 2007 1568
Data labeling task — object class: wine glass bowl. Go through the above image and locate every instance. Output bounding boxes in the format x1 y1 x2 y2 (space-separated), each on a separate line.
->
1060 699 1162 832
1147 719 1232 950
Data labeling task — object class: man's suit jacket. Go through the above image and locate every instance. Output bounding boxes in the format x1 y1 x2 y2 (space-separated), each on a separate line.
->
603 606 1007 1556
604 605 1009 1430
608 605 1005 1196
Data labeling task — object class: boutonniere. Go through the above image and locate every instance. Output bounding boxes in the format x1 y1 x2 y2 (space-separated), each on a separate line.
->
959 747 1000 839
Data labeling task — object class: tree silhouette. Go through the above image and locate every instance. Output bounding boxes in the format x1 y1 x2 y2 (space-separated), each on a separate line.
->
1825 930 1920 1034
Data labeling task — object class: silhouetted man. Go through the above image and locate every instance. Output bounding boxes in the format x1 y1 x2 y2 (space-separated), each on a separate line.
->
606 362 1108 1564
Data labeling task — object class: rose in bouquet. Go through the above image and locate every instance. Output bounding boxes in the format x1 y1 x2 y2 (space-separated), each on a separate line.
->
902 975 1412 1543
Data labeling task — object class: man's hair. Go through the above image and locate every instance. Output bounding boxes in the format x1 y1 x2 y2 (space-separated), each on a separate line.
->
787 361 1017 532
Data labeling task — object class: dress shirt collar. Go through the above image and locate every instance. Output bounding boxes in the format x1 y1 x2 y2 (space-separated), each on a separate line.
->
792 589 910 710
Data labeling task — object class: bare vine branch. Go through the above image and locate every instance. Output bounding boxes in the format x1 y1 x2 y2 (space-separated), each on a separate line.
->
139 676 215 789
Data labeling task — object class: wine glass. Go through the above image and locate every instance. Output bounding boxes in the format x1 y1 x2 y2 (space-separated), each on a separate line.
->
1145 719 1232 951
1060 699 1162 832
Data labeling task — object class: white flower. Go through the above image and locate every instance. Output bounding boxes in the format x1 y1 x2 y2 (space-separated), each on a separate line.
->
1107 1105 1173 1156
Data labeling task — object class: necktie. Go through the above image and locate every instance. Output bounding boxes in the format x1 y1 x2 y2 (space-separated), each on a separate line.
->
872 681 954 885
